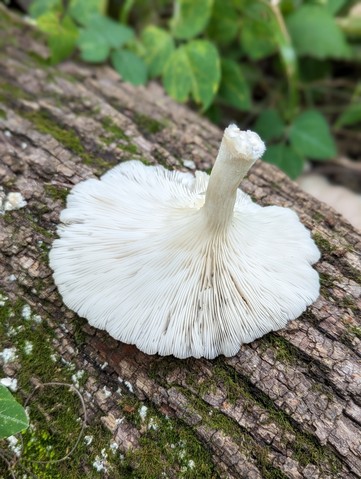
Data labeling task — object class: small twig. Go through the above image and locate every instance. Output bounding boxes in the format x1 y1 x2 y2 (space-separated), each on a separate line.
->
0 448 16 479
23 381 87 465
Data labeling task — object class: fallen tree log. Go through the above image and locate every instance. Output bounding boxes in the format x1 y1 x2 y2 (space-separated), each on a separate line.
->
0 6 360 479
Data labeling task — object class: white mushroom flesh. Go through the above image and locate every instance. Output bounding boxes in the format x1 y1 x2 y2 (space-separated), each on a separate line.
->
50 124 320 359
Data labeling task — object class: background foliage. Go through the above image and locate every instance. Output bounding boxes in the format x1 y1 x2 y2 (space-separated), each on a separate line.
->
21 0 361 177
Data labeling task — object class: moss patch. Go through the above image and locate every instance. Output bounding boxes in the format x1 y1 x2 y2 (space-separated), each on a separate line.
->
262 333 299 363
347 325 361 339
44 184 69 205
22 109 91 160
0 107 6 119
133 113 165 136
312 233 337 256
120 395 218 479
100 116 139 155
0 81 31 104
0 293 126 479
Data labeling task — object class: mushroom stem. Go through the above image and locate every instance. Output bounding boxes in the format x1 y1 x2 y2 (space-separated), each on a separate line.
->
202 125 266 231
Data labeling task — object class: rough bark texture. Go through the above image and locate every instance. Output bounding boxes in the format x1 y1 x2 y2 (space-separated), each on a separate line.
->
0 7 360 479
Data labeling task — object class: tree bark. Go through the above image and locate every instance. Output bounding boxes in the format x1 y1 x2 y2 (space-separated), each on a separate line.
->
0 6 360 479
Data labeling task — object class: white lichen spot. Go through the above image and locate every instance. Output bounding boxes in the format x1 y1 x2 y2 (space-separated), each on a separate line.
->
0 293 8 306
116 387 122 396
0 377 18 392
50 353 57 362
183 159 196 169
7 435 22 457
148 417 158 430
109 441 118 454
124 381 134 393
100 361 108 369
8 274 17 282
4 130 12 137
21 142 28 149
92 456 107 473
21 304 32 320
23 340 33 355
3 192 27 211
84 435 93 446
115 417 125 426
178 449 186 459
102 386 111 398
32 314 42 324
0 347 17 364
139 405 148 421
188 459 195 469
71 370 85 388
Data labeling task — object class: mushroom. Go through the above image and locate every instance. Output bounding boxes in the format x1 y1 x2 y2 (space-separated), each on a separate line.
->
49 124 320 359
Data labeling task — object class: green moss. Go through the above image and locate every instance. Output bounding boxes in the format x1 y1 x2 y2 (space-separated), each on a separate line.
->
319 273 335 290
339 295 357 311
255 445 289 479
23 109 90 159
0 81 31 103
28 51 50 67
262 333 299 363
0 293 126 479
181 389 291 478
100 116 139 155
312 233 337 255
347 325 361 339
311 211 325 222
133 113 165 135
101 116 128 140
319 273 336 298
120 394 218 479
0 107 6 119
44 184 69 204
342 264 361 285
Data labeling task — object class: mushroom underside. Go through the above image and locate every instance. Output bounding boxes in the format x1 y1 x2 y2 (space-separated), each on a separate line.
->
50 162 320 359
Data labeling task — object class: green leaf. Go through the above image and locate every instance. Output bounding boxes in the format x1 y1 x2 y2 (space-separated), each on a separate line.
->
84 14 134 49
170 0 214 40
240 2 279 60
111 50 147 85
69 0 107 26
0 385 29 439
185 40 220 109
37 12 78 64
163 41 220 109
29 0 61 18
207 0 239 46
289 110 336 160
326 0 347 15
263 144 304 179
218 59 251 111
141 26 175 77
77 30 109 63
254 109 285 142
163 48 193 102
336 103 361 127
286 5 350 59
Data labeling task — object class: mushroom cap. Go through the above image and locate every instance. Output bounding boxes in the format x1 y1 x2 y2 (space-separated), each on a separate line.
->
50 159 320 359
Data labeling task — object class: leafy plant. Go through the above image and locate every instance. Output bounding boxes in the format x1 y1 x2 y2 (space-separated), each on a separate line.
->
28 0 360 178
0 385 29 439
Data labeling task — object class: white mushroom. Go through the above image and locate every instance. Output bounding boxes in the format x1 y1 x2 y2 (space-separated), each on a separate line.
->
49 124 320 359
